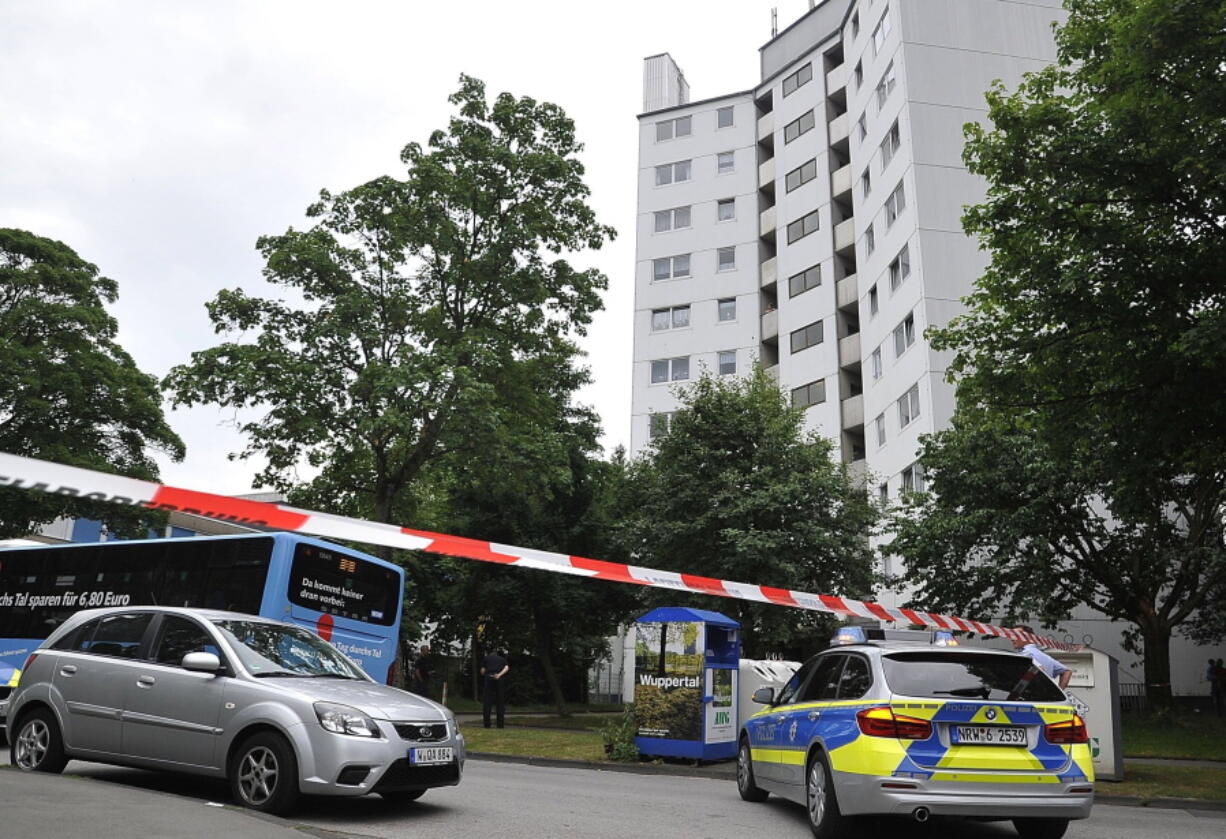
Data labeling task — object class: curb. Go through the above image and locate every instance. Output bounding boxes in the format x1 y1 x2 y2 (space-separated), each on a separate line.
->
466 753 1226 813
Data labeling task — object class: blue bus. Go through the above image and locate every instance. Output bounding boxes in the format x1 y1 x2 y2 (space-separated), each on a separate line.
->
0 533 405 700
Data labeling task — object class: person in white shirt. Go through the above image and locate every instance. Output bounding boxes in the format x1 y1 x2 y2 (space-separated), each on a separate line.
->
1012 626 1072 690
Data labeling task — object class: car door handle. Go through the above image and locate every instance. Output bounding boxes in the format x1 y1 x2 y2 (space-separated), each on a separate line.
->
60 665 77 676
774 714 787 723
808 711 821 722
137 675 156 687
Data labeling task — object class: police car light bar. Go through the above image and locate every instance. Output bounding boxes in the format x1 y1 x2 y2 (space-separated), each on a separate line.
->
832 626 868 645
932 630 958 646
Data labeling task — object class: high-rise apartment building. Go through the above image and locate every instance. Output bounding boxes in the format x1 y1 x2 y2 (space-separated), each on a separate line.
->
631 0 1064 500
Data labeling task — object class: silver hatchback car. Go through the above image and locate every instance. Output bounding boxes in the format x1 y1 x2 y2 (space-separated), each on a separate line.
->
7 606 464 814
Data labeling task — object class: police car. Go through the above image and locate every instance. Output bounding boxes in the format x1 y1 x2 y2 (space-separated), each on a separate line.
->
737 627 1093 839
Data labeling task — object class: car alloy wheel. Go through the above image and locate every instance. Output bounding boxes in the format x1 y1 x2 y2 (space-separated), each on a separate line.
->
807 758 827 827
14 717 50 770
237 745 280 806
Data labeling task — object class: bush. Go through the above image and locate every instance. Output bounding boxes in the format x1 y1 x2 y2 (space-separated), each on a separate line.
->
600 705 639 762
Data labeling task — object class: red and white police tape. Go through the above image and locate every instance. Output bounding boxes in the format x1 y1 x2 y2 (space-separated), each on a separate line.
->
0 452 1076 650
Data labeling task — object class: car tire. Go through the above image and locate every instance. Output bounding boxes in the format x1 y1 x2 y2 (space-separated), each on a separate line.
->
1012 818 1070 839
736 737 768 802
806 750 847 839
383 789 427 804
229 731 300 816
11 708 68 774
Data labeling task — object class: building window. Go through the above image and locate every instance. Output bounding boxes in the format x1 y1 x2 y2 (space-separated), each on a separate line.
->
655 116 692 142
717 198 736 221
653 206 691 232
717 246 736 271
901 462 926 493
871 346 882 380
785 158 818 192
851 10 860 38
860 169 872 199
865 221 875 256
650 356 690 384
868 284 879 316
876 61 897 110
875 413 886 447
651 305 690 331
782 63 813 97
648 412 673 439
788 264 821 298
898 382 921 427
878 482 889 505
718 298 737 321
854 61 863 89
716 106 734 128
652 253 691 281
655 160 692 186
857 113 868 143
718 350 737 375
872 8 892 56
885 181 906 227
783 110 816 144
893 311 916 356
790 320 824 354
791 379 826 409
716 150 735 174
786 209 820 244
881 120 901 168
889 244 911 291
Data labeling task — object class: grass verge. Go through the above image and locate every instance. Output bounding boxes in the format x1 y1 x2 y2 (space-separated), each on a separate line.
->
1107 764 1226 802
1121 713 1226 761
460 723 607 762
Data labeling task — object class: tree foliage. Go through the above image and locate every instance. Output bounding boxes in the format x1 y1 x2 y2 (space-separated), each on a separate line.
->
890 0 1226 705
0 228 184 538
619 368 878 659
164 75 614 529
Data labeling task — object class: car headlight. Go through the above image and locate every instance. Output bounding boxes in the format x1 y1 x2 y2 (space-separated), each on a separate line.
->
314 702 381 738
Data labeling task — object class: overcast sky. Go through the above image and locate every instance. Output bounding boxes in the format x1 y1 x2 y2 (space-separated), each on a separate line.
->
1 0 814 495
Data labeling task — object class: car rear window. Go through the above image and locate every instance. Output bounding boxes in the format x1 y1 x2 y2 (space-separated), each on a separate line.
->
881 651 1066 702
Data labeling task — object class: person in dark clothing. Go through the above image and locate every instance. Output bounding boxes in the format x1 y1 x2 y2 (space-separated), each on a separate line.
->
413 645 433 698
481 650 510 729
1213 658 1225 718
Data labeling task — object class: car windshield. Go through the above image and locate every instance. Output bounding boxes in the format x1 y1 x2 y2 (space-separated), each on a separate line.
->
212 619 365 679
881 651 1065 702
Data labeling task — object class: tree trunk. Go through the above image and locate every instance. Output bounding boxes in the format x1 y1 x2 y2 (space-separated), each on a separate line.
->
1140 622 1173 711
531 607 569 717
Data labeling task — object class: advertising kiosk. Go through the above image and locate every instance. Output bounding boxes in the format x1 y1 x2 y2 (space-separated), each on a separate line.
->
1052 647 1124 781
633 607 740 760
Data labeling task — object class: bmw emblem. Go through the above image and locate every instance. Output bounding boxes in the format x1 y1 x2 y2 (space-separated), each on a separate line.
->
985 708 998 721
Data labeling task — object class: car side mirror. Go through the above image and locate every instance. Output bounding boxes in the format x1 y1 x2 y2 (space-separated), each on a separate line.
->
182 651 222 673
752 687 775 705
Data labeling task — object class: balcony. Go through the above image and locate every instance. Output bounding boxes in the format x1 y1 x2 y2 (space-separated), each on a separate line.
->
836 273 858 311
757 112 774 144
761 309 779 341
758 157 776 189
760 205 777 238
841 393 864 430
764 364 780 382
838 332 861 367
828 113 849 148
834 218 855 255
760 256 778 289
831 163 852 200
847 458 868 487
826 63 846 95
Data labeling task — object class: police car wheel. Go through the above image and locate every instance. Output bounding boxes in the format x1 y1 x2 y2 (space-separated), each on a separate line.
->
1012 818 1070 839
737 738 768 802
11 708 68 774
229 732 300 816
806 751 846 839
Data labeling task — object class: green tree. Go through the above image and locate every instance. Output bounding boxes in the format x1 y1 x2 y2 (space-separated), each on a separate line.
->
0 229 185 538
890 0 1226 706
619 368 878 658
164 75 614 532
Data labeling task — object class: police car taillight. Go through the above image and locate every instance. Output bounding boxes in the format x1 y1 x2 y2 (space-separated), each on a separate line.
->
1045 714 1088 744
857 706 932 740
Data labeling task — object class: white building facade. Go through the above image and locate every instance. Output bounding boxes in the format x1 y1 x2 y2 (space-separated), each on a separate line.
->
629 0 1225 699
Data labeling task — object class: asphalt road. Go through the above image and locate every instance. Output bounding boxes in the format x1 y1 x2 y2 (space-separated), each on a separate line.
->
1 754 1224 839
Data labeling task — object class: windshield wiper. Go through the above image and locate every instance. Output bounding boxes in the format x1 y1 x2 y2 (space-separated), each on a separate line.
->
309 673 361 679
253 670 313 678
933 687 991 699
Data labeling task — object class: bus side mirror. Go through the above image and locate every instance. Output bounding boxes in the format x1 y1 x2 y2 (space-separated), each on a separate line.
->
752 687 775 705
182 652 222 674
